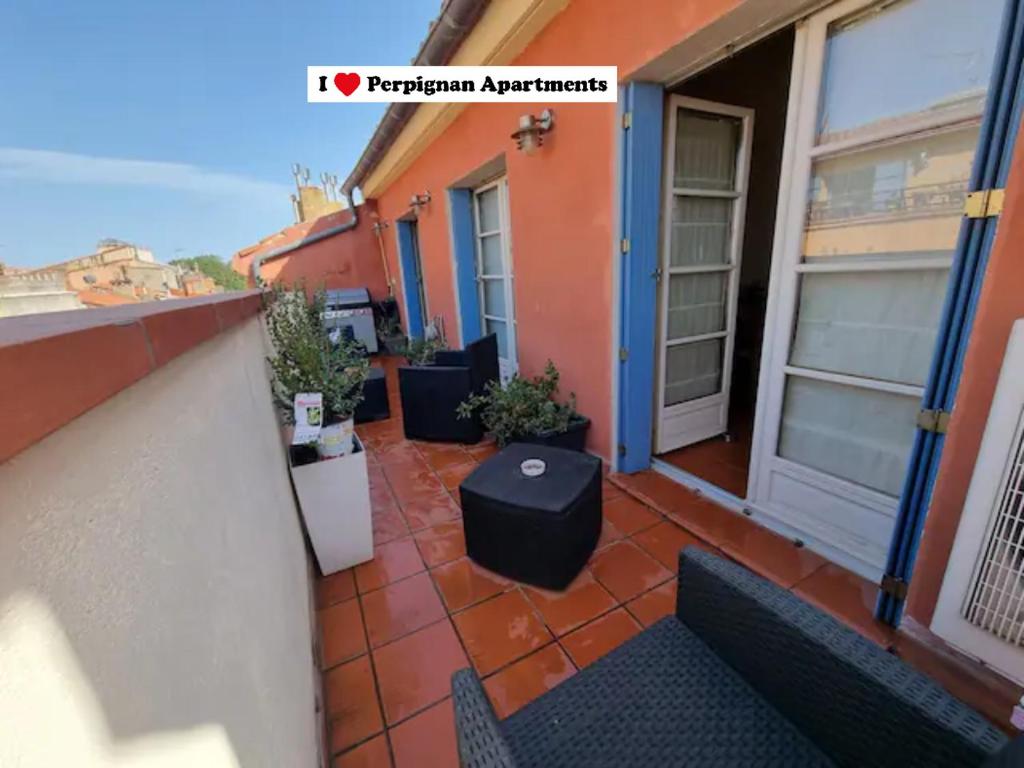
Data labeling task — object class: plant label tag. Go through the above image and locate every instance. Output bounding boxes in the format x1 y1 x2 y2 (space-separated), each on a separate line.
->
293 392 324 445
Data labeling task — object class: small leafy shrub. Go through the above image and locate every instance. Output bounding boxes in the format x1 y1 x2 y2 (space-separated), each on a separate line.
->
376 313 402 339
402 335 447 366
457 361 579 446
266 285 369 424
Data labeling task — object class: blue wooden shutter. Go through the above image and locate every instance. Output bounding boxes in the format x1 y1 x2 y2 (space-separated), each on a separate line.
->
396 220 425 339
616 82 664 472
448 188 482 345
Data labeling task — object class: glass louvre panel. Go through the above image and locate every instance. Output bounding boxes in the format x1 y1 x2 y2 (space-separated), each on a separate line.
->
674 110 740 190
664 339 723 406
804 127 979 263
670 197 732 267
482 278 506 319
816 0 1002 145
486 318 509 359
667 273 727 339
790 269 949 386
778 377 919 496
479 234 503 276
477 187 501 232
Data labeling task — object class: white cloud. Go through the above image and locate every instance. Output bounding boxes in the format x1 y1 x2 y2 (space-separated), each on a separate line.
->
0 148 290 204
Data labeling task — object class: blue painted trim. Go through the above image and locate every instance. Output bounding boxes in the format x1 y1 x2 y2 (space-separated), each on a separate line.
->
448 187 483 344
396 220 425 339
616 82 664 473
878 0 1024 625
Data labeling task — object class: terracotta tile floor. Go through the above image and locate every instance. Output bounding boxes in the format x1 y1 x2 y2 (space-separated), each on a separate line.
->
317 357 894 767
658 427 752 498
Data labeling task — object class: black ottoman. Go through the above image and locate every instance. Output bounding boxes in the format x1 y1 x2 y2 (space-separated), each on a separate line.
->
460 443 602 590
355 367 390 424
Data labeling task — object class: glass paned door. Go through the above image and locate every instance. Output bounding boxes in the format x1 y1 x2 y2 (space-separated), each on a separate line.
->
473 178 516 380
750 0 1003 579
655 97 753 454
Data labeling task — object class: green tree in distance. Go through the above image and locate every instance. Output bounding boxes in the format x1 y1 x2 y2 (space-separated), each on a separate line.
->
170 254 246 291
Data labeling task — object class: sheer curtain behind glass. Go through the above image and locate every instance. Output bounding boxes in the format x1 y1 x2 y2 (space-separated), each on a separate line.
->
664 109 740 407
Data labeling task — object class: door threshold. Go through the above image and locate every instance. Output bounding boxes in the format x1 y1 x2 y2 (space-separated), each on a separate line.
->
651 458 746 513
651 457 884 582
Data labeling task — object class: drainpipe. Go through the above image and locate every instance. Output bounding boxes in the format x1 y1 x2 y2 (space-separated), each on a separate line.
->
372 221 395 296
341 0 489 198
250 190 358 287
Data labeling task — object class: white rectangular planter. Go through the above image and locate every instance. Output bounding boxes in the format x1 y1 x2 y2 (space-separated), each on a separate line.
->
289 434 373 574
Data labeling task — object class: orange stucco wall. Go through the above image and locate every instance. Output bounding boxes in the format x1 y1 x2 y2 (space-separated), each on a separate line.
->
373 0 741 460
906 133 1024 627
234 202 391 300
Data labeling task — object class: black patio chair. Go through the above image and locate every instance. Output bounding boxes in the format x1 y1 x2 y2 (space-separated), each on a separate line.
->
453 547 1017 768
398 333 499 444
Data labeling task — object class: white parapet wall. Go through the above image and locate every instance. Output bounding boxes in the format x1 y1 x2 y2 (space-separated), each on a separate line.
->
0 316 320 768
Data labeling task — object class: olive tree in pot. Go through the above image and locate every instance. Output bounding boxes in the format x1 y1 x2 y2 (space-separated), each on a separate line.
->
457 361 590 451
266 286 374 574
401 335 448 366
266 286 370 459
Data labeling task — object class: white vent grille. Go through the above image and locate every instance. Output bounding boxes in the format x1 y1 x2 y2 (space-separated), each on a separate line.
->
962 408 1024 647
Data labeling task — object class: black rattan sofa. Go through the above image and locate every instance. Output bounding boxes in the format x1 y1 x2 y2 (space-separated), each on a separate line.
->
453 547 1018 768
398 333 499 444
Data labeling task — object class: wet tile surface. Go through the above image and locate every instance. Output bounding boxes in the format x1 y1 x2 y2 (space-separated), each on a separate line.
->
361 571 447 648
602 495 660 536
522 570 618 637
373 619 468 725
321 598 367 669
430 556 510 612
792 563 893 647
482 644 577 718
355 538 425 594
453 590 553 675
324 655 383 753
318 569 357 609
412 521 467 568
320 358 901 763
389 697 459 768
334 734 392 768
626 579 678 628
590 540 674 602
632 520 708 570
561 608 643 668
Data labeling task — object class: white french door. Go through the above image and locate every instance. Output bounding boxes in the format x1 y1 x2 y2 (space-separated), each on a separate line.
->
473 177 517 381
749 0 1004 579
655 96 754 455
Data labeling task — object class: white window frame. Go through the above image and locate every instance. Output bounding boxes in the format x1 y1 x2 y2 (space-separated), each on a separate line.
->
746 0 991 580
472 176 517 378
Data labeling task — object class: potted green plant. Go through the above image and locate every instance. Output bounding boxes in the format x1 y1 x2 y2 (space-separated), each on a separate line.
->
265 285 374 574
375 304 406 355
266 286 370 458
457 361 591 451
401 335 448 366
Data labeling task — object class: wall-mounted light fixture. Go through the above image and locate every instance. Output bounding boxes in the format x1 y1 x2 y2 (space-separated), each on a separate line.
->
511 109 555 155
409 191 431 215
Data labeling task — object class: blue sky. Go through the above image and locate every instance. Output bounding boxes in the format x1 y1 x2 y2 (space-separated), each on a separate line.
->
0 0 439 268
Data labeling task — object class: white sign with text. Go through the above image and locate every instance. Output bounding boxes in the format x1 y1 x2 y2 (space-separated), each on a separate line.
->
308 66 617 103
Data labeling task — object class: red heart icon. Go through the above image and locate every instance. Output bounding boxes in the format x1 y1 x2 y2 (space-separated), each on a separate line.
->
334 72 360 96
